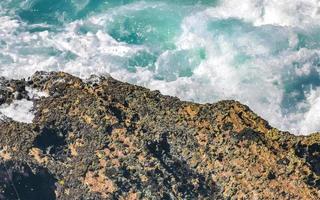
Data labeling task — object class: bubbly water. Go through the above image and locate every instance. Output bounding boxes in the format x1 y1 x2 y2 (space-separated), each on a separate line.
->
0 0 320 134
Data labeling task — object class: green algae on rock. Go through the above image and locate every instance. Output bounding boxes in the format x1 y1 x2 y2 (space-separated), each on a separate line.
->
0 72 320 199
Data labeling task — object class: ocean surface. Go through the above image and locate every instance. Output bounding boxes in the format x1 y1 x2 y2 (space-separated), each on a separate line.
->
0 0 320 134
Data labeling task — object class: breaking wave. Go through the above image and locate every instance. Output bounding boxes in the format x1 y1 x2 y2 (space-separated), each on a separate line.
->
1 0 320 134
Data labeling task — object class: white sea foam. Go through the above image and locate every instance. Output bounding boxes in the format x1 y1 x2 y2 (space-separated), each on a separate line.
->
206 0 320 27
0 1 319 134
0 99 34 123
26 87 49 99
300 89 320 133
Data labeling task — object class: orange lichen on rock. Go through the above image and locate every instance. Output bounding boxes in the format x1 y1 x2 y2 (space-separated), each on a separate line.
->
0 146 12 161
29 148 49 164
69 138 85 156
84 171 116 198
1 72 320 199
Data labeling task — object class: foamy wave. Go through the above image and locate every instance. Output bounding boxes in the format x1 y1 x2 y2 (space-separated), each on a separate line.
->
206 0 320 27
0 0 320 134
0 99 35 123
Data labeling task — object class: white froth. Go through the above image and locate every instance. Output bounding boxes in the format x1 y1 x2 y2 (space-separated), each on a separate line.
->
0 1 320 134
206 0 320 27
26 87 49 99
0 99 35 123
300 89 320 134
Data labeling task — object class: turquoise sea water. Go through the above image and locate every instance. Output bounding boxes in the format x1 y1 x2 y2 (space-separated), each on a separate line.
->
0 0 320 134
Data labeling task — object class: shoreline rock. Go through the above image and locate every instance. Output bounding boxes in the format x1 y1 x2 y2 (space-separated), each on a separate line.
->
0 71 319 199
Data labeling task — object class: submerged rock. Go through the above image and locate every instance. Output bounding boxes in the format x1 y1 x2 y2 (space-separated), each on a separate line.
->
0 71 320 199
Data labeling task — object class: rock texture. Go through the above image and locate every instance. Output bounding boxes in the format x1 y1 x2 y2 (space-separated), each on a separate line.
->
0 71 320 199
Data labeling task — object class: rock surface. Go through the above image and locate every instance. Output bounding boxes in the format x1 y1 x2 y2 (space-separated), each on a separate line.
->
0 71 320 199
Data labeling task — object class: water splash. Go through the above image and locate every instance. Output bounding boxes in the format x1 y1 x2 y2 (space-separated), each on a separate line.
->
0 0 320 134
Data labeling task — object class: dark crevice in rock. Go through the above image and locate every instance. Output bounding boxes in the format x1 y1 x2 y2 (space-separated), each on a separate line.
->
233 128 266 145
109 106 124 122
0 161 56 200
33 126 67 157
267 171 276 180
295 142 320 188
146 133 218 199
111 165 142 198
308 144 320 175
306 174 320 189
295 142 307 158
295 142 320 175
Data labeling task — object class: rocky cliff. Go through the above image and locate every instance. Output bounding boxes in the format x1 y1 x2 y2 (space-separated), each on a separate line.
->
0 72 319 199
